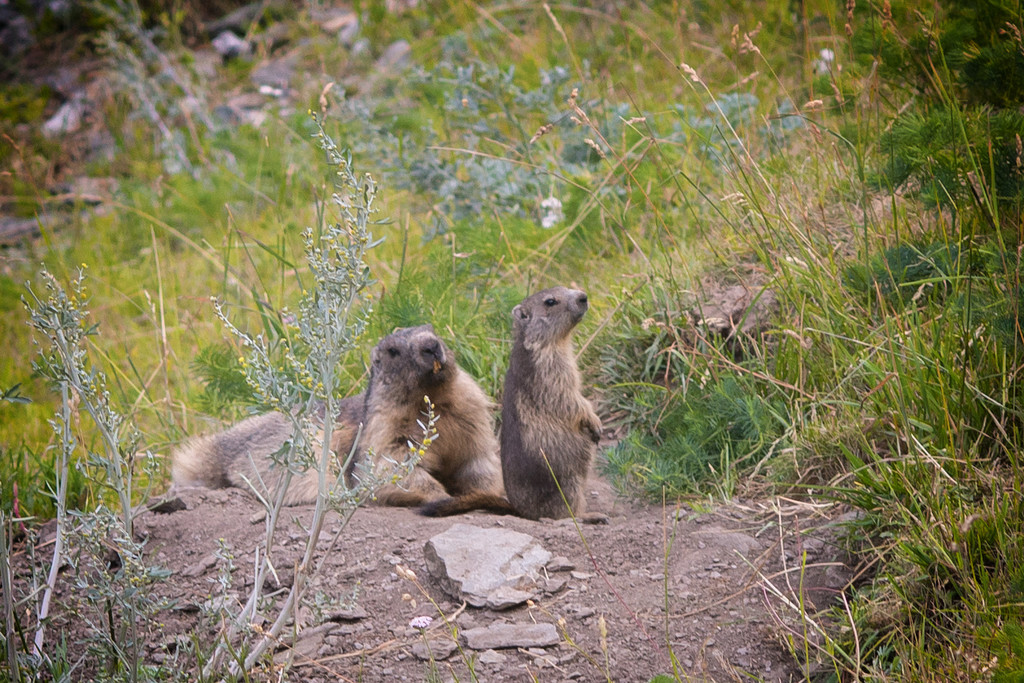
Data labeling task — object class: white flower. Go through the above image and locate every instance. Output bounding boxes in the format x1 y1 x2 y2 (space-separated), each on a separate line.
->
539 196 564 229
409 616 433 630
813 48 836 75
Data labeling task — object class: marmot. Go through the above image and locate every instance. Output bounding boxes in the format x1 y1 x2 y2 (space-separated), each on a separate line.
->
171 325 512 516
500 287 602 520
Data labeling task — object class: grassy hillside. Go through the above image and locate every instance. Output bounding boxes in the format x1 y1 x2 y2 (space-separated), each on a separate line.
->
2 0 1022 679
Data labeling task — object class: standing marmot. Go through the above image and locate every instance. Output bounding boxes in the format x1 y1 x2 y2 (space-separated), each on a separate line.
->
500 287 601 520
171 325 512 516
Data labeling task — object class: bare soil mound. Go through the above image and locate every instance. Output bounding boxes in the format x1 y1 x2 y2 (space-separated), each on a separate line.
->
23 468 855 682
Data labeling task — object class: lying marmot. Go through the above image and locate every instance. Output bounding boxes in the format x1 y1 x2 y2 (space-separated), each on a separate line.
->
172 325 512 516
500 287 601 520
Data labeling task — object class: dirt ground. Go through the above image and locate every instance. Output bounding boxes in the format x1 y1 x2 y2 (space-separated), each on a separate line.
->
20 465 856 683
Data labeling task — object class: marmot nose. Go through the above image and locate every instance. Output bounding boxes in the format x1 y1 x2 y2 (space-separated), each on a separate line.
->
421 340 443 360
577 292 589 308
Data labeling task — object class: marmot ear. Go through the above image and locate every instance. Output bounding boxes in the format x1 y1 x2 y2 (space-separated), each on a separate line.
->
370 347 381 364
513 304 528 321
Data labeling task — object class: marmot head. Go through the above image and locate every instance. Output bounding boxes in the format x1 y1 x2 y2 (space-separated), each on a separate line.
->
512 286 589 351
370 325 455 397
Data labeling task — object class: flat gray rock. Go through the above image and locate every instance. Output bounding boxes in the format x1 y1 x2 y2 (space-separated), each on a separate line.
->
411 634 458 661
424 524 551 609
461 622 559 650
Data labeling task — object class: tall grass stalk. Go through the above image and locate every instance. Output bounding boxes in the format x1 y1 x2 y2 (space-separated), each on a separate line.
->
22 267 166 681
1 510 20 681
202 115 398 676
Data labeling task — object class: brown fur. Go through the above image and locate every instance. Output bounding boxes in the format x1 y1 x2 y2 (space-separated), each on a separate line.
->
170 399 364 506
171 326 512 515
342 325 512 516
500 287 601 520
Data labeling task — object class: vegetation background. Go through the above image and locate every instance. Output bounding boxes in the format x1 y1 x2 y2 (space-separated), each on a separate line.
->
1 0 1022 679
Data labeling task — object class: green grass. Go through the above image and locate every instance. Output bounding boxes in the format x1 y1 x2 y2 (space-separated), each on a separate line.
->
2 0 1023 679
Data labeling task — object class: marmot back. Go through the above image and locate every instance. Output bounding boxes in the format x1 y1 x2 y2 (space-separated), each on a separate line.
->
500 287 601 520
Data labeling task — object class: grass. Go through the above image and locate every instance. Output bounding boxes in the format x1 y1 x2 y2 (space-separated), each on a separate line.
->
1 0 1023 680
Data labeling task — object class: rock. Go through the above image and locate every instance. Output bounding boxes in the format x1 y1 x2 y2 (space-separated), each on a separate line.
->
543 576 567 593
547 556 575 572
461 622 559 650
0 217 41 245
181 552 219 577
251 54 298 91
423 524 551 609
477 648 507 665
148 497 186 514
275 622 339 665
375 40 411 71
204 1 283 36
212 31 251 60
690 283 777 342
42 94 87 139
411 634 458 661
328 605 368 622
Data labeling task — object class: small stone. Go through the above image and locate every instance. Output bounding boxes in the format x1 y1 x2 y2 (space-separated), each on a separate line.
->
570 571 593 580
212 31 251 59
411 636 457 661
477 649 507 665
546 556 575 572
462 622 559 650
181 553 219 577
148 496 186 514
328 605 368 621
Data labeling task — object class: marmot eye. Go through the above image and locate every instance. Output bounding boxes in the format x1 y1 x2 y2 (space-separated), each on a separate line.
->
543 298 558 307
386 347 400 358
